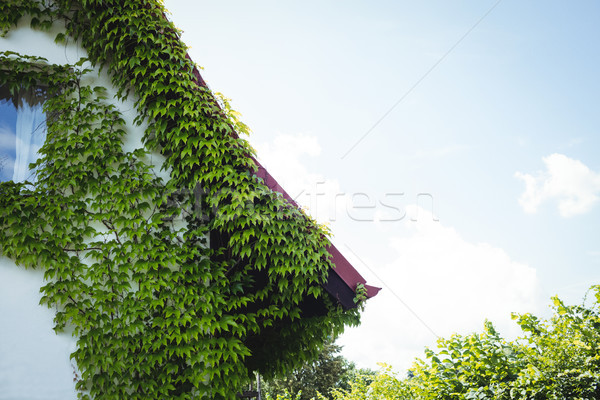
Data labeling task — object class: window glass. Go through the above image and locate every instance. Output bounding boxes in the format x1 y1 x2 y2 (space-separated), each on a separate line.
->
0 85 47 183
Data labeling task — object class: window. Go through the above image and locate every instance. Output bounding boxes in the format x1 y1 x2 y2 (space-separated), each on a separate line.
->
0 85 47 183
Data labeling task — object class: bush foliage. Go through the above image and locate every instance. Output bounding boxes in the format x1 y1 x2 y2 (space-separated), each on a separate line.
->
280 286 600 400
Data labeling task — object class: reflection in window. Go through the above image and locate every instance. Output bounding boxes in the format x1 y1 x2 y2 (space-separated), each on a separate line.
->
0 85 47 183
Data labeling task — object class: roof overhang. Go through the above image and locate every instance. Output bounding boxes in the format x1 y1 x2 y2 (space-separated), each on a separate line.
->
254 160 380 308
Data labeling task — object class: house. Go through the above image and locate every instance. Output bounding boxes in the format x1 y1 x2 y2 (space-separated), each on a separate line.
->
0 1 379 398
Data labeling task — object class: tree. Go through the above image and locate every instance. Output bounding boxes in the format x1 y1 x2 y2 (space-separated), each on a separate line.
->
264 340 374 400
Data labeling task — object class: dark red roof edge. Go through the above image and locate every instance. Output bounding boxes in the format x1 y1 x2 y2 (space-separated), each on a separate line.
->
254 161 380 300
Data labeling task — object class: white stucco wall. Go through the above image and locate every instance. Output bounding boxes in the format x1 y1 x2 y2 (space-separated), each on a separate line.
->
0 259 78 400
0 18 161 399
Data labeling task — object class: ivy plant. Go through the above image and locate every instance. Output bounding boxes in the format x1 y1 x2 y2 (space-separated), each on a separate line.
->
0 1 364 399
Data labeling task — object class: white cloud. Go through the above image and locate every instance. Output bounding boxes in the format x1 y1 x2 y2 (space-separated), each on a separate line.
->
515 153 600 217
339 205 541 372
252 133 348 225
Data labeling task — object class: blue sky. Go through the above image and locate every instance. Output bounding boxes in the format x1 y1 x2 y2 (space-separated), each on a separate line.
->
164 0 600 370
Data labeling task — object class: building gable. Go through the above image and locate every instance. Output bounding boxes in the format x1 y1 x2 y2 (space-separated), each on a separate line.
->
0 1 378 398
